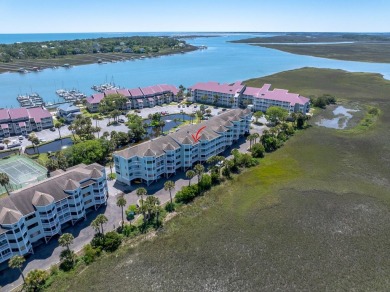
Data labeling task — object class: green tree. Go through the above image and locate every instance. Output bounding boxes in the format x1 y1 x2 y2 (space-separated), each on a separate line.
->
54 121 64 140
28 132 40 154
116 193 127 229
63 139 108 166
71 115 99 141
92 214 108 236
0 172 10 195
136 187 147 223
9 255 26 284
58 233 74 252
194 163 205 184
45 158 58 171
24 269 49 292
251 143 265 158
56 151 68 170
164 180 175 206
266 106 289 124
253 111 263 123
185 170 196 186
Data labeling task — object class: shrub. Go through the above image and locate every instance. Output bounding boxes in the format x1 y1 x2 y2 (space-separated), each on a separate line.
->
165 202 175 212
82 244 101 265
199 174 212 192
251 143 265 158
210 172 220 185
175 185 199 204
91 232 122 252
121 224 140 237
368 106 379 115
102 231 122 252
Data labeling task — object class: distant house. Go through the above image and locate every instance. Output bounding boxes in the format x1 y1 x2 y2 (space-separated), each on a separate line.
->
85 85 178 113
122 48 133 53
189 81 310 113
0 107 53 138
56 103 81 123
85 93 105 113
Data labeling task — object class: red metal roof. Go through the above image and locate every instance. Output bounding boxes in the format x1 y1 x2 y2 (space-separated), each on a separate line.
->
129 88 144 98
116 89 131 97
8 108 29 120
0 109 9 121
86 93 105 104
27 107 52 122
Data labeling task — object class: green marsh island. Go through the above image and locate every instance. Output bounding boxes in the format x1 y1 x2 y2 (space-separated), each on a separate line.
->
46 68 390 291
233 33 390 63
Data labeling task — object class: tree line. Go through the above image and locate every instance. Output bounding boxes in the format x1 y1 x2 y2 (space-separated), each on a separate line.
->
0 36 186 62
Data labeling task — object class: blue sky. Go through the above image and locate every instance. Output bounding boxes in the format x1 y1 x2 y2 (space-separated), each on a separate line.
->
1 0 389 33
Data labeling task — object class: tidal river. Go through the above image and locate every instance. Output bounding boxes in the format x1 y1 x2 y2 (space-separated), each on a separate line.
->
1 32 390 108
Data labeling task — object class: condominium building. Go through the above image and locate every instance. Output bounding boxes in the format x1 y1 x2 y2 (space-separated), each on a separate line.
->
189 81 310 113
0 163 108 264
114 108 252 186
86 84 179 113
0 107 54 138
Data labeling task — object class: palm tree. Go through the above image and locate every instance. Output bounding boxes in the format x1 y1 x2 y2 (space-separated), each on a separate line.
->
54 121 63 141
160 120 166 134
28 133 37 153
58 233 74 252
68 124 76 141
91 219 100 234
153 197 162 227
9 255 26 284
252 133 260 144
136 187 147 223
186 170 195 186
95 214 108 236
0 172 10 195
24 269 49 291
194 163 205 184
164 180 175 205
116 193 127 229
247 134 255 150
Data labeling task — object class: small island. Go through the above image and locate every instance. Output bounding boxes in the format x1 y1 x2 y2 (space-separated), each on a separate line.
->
0 36 198 73
232 33 390 63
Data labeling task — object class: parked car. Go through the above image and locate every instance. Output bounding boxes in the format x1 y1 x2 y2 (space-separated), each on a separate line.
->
194 105 198 108
18 135 24 140
118 119 125 123
0 145 4 150
50 127 56 131
222 108 227 111
39 138 47 143
178 105 181 108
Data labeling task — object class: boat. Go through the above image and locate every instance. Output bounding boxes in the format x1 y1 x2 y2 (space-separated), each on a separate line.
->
55 88 87 101
16 93 45 108
91 83 120 92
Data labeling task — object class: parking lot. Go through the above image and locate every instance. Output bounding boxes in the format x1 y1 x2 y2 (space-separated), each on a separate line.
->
0 103 224 150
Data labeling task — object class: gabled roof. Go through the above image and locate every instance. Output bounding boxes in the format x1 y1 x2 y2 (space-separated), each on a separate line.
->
1 163 105 218
57 103 80 112
164 143 175 151
181 136 194 144
90 168 103 179
64 179 80 190
143 148 156 156
32 191 54 206
0 207 23 225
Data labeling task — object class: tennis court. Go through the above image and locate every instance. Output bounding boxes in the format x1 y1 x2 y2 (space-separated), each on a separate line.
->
0 155 47 193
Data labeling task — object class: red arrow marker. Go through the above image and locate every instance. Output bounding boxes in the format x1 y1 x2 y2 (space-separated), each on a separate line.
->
191 126 206 143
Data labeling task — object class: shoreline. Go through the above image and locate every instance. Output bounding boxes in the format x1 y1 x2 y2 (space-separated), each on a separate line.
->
0 45 199 74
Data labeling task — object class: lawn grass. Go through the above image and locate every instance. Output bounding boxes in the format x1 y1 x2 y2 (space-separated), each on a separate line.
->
46 68 390 291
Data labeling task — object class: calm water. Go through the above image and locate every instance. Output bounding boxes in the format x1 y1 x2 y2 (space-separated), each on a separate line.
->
316 106 360 129
1 32 390 108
